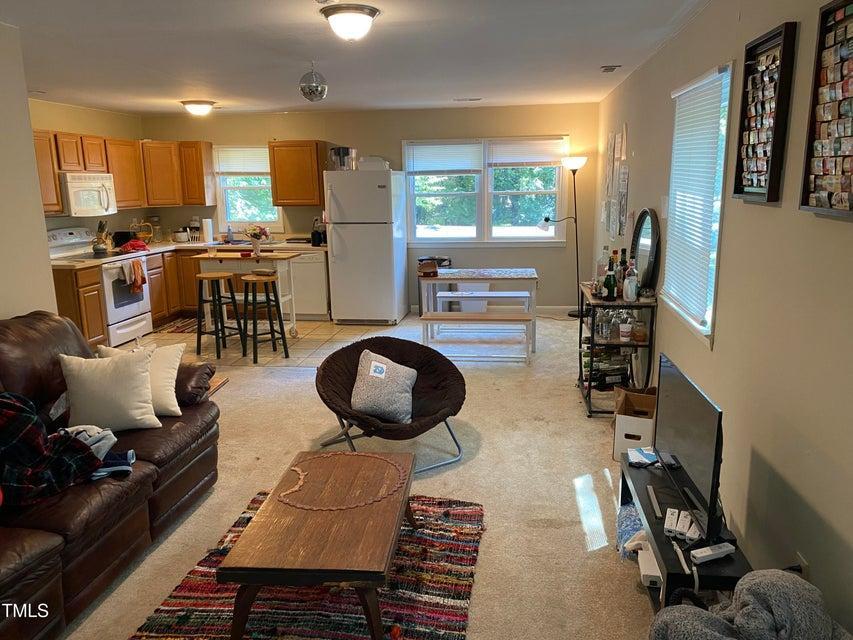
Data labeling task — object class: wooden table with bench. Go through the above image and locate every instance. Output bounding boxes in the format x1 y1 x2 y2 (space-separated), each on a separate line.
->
216 451 417 640
419 267 538 363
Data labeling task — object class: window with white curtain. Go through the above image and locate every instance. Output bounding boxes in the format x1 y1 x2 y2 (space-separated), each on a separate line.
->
214 147 282 231
662 65 732 339
404 138 566 242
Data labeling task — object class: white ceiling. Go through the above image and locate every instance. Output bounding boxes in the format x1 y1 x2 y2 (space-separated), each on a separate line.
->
1 0 707 114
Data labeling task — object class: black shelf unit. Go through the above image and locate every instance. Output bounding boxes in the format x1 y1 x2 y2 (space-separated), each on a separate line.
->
577 283 657 417
620 455 752 610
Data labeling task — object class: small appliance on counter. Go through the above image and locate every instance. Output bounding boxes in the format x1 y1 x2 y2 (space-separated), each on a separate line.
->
329 146 358 170
311 216 327 246
111 230 136 247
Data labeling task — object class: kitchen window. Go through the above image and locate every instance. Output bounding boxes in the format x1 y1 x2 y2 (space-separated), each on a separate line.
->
662 64 732 344
214 147 283 232
404 138 566 244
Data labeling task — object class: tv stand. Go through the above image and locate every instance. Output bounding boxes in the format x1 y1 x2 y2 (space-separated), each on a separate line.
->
620 455 752 609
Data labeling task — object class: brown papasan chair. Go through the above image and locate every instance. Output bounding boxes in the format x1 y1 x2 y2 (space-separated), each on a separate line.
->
315 336 466 473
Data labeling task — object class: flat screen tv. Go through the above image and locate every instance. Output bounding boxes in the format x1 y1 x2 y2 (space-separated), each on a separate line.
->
653 354 724 543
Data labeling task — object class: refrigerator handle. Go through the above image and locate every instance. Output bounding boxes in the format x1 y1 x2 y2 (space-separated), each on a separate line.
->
327 223 334 262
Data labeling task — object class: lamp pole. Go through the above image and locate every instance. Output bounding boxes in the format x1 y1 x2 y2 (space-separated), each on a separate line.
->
541 157 587 319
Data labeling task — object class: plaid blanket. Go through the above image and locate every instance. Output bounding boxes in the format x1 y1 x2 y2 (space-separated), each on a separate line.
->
0 392 102 506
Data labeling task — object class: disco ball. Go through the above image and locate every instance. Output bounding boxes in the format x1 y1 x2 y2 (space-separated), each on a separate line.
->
299 69 328 102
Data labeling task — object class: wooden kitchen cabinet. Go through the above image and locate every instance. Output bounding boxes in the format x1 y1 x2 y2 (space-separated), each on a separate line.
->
177 251 201 311
179 141 216 205
53 267 108 347
148 267 168 323
142 140 183 206
81 135 108 172
105 138 146 209
55 132 85 171
164 252 182 315
268 140 328 207
33 130 63 215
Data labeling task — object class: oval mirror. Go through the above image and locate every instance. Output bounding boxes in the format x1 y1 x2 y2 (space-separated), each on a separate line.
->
630 208 661 290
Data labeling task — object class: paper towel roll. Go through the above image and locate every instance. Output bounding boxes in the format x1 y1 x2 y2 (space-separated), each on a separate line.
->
201 218 215 243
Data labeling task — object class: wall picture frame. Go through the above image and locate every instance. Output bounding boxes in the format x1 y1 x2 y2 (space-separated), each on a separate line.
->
801 0 853 218
733 22 797 204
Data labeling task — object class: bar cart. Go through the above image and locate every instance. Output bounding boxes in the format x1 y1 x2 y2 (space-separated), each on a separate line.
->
577 283 657 417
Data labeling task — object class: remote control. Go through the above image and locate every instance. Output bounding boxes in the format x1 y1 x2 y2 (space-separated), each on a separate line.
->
664 508 679 536
646 485 663 519
675 510 692 539
690 542 736 565
685 523 701 543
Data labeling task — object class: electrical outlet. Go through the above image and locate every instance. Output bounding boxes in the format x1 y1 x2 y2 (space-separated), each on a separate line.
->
796 551 810 581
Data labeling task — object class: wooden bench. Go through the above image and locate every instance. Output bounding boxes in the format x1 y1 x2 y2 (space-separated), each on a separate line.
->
420 311 534 363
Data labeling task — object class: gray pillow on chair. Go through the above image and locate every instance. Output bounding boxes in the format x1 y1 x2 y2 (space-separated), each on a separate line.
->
351 349 418 423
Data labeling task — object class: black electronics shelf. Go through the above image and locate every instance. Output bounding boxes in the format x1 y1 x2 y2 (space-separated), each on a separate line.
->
619 456 752 610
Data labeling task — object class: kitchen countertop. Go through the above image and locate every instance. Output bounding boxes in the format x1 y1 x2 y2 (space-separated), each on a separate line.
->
50 240 327 270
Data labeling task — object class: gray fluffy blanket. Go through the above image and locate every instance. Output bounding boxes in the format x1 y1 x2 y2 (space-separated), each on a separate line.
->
650 570 851 640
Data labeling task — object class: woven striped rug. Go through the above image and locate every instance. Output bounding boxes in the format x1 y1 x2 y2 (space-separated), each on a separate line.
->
129 492 485 640
154 317 198 333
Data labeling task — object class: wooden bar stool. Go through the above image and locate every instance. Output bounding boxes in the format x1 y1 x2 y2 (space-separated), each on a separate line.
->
241 274 289 364
196 272 244 360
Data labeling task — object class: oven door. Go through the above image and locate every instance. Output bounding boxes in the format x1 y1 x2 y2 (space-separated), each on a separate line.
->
101 260 151 324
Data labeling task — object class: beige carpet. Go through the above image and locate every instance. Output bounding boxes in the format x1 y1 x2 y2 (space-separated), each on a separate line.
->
64 316 653 640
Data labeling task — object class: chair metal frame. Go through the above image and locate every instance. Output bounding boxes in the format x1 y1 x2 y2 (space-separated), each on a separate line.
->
320 416 463 474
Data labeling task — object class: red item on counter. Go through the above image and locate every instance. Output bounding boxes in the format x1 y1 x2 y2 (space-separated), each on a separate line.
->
118 239 149 254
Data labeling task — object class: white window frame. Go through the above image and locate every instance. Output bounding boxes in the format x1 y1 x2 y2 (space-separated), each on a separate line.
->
660 64 733 348
214 146 284 233
404 137 567 247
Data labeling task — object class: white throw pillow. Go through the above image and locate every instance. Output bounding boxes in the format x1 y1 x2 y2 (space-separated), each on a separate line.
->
59 350 161 431
97 344 185 417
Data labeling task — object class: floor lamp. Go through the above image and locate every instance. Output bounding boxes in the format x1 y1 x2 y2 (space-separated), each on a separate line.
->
537 156 588 319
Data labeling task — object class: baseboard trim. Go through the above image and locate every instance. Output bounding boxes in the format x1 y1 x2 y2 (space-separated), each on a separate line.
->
410 304 574 315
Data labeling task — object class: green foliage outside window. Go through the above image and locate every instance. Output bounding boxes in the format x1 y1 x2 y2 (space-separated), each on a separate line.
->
221 175 278 223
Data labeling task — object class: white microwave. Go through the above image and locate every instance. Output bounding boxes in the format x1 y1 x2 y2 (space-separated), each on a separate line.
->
60 172 118 217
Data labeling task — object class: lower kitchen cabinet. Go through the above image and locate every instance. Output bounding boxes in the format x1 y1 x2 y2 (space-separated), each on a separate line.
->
164 252 182 315
53 267 108 347
177 251 200 311
148 267 168 323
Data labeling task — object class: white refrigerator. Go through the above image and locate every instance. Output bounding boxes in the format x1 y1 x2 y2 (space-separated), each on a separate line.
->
324 170 408 324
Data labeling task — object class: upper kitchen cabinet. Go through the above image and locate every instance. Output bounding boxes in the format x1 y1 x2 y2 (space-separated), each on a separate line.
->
32 130 62 215
179 141 216 206
81 135 108 172
105 138 146 209
141 140 183 207
55 132 85 171
269 140 328 207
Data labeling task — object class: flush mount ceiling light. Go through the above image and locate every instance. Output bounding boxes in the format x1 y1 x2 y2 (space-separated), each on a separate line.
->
319 3 380 41
180 100 216 116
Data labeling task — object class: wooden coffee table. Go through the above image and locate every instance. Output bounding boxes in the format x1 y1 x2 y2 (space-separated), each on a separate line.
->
216 451 417 640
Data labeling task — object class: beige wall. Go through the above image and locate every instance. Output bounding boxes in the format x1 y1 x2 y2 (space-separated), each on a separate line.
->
596 0 852 627
29 98 143 139
0 24 55 316
142 104 599 306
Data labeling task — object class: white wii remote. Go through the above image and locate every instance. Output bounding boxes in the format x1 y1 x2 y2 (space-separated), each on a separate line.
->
664 508 679 536
685 523 701 543
690 542 736 565
675 510 692 539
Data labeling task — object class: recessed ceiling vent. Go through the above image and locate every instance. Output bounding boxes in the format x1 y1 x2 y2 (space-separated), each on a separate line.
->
601 65 622 73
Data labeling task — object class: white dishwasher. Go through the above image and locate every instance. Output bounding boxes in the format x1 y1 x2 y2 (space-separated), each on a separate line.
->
290 251 330 320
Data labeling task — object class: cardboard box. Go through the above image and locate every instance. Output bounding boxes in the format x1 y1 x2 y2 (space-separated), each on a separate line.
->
612 387 657 461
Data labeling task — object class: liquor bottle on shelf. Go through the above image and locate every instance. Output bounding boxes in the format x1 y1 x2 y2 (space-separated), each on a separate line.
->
615 248 628 298
603 266 617 302
623 259 638 302
594 245 610 293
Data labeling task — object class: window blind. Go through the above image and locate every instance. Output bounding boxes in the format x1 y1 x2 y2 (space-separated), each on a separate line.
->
214 147 270 173
487 137 566 167
662 65 731 330
405 142 482 175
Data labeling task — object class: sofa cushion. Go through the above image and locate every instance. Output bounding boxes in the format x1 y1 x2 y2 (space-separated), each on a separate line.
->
175 362 216 407
0 311 92 417
0 461 156 558
0 527 64 593
115 401 220 473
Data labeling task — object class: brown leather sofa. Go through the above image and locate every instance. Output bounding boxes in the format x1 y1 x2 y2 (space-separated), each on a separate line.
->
0 311 220 639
